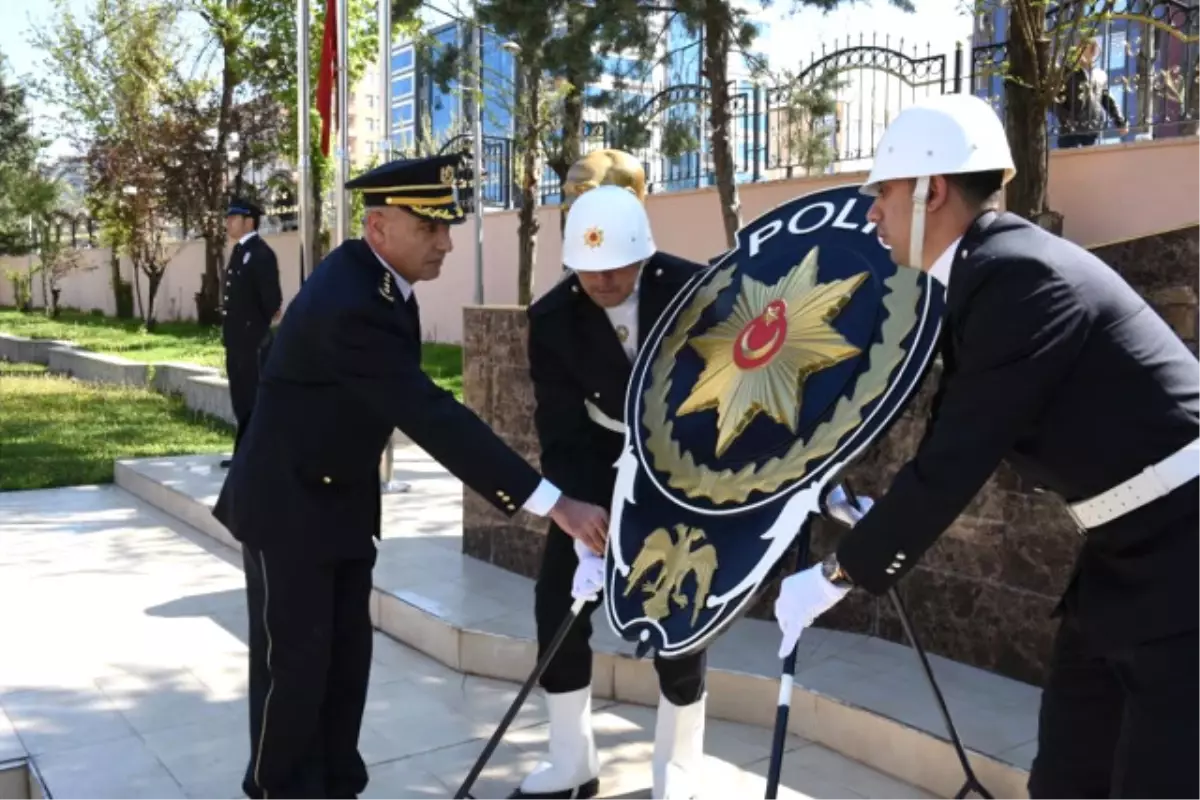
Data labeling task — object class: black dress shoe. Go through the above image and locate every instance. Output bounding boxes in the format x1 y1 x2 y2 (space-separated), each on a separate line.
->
220 459 232 468
507 777 600 799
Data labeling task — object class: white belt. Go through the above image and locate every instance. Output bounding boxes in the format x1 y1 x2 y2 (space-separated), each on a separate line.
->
584 399 626 435
1067 438 1200 530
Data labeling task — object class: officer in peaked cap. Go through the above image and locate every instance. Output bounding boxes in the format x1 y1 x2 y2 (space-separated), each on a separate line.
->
512 181 709 800
212 152 610 799
220 196 281 468
771 94 1198 799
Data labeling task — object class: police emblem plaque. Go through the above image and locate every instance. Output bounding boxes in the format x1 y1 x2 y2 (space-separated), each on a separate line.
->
604 184 946 658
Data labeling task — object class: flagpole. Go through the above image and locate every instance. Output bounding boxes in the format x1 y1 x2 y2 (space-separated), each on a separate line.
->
471 1 484 305
379 0 391 160
335 0 350 245
377 0 407 496
297 0 312 283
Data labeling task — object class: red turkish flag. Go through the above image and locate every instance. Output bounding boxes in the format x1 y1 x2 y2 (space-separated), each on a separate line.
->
315 0 337 157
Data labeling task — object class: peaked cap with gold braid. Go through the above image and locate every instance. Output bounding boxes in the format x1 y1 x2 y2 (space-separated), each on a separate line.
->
345 152 474 224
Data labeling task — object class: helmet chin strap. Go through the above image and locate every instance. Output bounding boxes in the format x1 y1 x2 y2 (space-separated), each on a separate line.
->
909 175 930 270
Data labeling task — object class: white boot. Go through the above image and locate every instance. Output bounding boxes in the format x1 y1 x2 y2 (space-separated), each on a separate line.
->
652 693 707 800
511 687 600 799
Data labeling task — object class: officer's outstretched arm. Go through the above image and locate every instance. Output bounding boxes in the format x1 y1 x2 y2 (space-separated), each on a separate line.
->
330 306 543 517
836 259 1090 594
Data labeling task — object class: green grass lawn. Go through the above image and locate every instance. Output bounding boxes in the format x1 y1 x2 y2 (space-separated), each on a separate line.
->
0 362 234 491
0 307 464 396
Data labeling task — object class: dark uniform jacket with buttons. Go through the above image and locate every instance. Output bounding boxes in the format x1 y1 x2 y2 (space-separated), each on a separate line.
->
527 252 701 513
837 211 1199 649
213 238 543 558
221 233 282 351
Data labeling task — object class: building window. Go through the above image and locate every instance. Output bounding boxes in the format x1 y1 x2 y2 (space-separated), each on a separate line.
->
392 47 414 73
393 128 415 152
392 75 414 98
392 102 414 127
1107 30 1127 72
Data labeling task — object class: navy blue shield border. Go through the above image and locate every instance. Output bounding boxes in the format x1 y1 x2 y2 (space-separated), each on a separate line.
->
602 183 947 658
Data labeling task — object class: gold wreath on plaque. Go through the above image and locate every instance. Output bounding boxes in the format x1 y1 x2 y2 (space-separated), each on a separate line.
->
642 246 923 505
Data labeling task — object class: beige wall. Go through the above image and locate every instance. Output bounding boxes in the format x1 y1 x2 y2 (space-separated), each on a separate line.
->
2 137 1195 341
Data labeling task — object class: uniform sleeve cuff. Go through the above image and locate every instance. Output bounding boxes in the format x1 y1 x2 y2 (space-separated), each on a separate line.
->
521 479 561 516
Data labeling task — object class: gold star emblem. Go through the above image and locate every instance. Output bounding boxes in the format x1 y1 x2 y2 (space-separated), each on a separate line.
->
676 247 867 458
583 227 604 249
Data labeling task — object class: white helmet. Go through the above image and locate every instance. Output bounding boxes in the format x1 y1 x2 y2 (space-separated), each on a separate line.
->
562 184 656 272
861 94 1016 269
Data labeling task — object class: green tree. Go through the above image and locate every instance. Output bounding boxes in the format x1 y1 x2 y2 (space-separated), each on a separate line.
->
0 51 41 256
638 0 911 248
32 0 180 316
454 0 663 301
976 0 1195 229
15 167 64 314
239 0 405 262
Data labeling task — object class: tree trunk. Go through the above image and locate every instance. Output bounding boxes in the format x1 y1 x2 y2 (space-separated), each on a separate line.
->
144 269 163 331
109 249 130 318
39 254 50 316
197 12 239 326
558 85 583 235
132 258 145 323
703 1 741 249
197 231 225 325
557 7 586 236
517 65 542 307
998 14 1065 232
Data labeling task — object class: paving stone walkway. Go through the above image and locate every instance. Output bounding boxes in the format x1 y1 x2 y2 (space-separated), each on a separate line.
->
0 484 928 799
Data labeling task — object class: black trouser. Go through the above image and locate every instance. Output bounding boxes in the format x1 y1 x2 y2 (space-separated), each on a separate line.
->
225 342 262 451
242 546 376 799
1028 614 1199 799
1059 132 1099 148
534 525 706 705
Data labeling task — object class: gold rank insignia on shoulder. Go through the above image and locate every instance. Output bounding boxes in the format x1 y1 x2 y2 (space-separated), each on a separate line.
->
379 271 395 302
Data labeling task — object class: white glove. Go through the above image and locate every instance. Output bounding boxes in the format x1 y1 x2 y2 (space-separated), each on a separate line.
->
571 539 605 602
774 564 850 658
824 484 875 527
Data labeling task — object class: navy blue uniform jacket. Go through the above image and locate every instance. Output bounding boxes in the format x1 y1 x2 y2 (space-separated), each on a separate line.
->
837 212 1199 648
213 238 543 559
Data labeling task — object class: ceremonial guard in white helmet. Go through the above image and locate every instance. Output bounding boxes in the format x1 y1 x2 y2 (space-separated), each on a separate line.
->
512 184 708 799
772 93 1198 798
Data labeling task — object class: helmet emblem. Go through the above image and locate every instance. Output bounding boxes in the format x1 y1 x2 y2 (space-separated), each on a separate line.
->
583 227 604 249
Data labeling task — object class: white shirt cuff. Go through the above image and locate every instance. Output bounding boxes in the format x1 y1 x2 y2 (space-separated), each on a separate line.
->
521 479 561 516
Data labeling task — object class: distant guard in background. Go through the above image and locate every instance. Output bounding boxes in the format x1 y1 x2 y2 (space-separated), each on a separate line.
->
220 197 281 468
513 176 708 799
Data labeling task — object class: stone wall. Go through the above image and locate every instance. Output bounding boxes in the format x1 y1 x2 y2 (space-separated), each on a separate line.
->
462 226 1199 685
